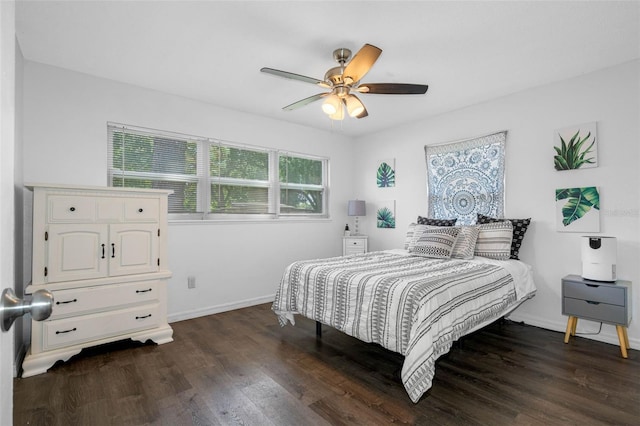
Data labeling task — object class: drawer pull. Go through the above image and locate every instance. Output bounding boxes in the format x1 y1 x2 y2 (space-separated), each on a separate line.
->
136 288 153 294
138 208 144 213
69 207 76 212
586 301 600 305
55 327 77 334
135 314 152 320
56 299 77 305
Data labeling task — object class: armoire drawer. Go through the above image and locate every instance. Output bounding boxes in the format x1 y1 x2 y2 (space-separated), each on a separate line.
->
49 281 161 319
42 303 161 350
48 196 96 222
124 198 160 222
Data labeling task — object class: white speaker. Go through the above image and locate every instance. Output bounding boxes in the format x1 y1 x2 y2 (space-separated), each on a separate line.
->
581 236 617 282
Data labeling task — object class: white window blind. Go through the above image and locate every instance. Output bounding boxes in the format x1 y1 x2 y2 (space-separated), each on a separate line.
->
107 123 329 219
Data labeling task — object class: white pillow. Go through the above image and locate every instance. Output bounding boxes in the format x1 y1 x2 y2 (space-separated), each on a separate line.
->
404 223 417 250
474 221 513 260
451 226 480 260
409 227 460 259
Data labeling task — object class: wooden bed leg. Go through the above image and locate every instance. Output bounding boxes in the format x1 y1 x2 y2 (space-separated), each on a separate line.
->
316 321 322 338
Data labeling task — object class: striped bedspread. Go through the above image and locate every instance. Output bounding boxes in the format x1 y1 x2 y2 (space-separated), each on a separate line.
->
272 251 529 402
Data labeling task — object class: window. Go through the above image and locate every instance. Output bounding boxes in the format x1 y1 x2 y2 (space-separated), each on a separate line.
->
108 123 328 219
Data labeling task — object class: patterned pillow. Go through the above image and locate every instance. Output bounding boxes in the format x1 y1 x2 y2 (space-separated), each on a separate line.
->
409 227 460 259
451 226 480 260
477 214 531 260
474 221 513 260
416 216 457 226
404 223 417 249
407 224 431 251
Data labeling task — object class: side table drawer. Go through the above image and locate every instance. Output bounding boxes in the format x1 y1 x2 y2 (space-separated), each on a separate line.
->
563 280 625 306
346 239 365 248
563 297 627 325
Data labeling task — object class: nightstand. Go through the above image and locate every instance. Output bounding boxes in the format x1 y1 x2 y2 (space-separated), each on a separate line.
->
343 235 368 256
562 274 632 358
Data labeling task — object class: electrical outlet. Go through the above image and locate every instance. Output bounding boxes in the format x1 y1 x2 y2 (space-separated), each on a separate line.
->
188 276 196 289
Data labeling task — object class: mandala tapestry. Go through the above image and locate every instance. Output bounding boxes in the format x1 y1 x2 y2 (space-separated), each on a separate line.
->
425 131 506 225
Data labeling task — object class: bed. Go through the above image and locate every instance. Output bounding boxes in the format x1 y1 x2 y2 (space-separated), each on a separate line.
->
272 238 536 402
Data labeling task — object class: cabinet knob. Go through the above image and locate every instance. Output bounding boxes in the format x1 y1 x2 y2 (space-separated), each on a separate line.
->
138 208 144 213
69 207 76 212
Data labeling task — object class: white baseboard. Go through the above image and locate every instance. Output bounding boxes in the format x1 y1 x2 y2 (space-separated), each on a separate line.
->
14 341 27 377
168 294 276 323
167 295 638 352
507 311 639 351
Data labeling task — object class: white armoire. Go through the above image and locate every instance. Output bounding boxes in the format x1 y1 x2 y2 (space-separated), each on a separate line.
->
22 184 174 377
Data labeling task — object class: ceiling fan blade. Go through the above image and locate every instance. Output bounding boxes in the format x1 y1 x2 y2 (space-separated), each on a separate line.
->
342 44 382 84
260 67 330 88
283 93 329 111
356 83 428 95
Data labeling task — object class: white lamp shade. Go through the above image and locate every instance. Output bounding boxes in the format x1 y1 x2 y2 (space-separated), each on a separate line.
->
345 95 365 117
322 94 341 115
348 200 366 216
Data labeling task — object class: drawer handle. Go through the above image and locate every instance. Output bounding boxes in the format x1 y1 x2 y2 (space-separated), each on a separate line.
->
101 243 105 259
56 299 77 305
136 288 153 293
111 243 115 258
586 301 600 305
136 314 152 320
69 207 76 212
55 327 77 334
586 284 600 288
138 208 144 213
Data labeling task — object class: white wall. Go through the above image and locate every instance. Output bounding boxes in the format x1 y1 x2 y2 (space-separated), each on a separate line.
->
353 60 640 350
21 57 640 352
22 61 355 322
0 0 16 422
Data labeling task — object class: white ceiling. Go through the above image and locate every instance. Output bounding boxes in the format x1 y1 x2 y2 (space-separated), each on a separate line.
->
15 1 640 137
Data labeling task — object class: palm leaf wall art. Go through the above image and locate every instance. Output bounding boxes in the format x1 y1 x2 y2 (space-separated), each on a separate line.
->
376 159 395 188
553 122 598 170
555 186 600 232
376 200 396 228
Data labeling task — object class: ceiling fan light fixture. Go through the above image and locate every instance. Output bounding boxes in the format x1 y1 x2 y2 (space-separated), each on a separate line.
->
329 101 345 120
345 95 365 118
322 94 341 115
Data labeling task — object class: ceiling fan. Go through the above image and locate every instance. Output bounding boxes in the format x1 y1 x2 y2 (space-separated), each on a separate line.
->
260 44 428 120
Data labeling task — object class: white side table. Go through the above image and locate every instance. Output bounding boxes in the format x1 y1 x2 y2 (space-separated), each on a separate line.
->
343 235 368 256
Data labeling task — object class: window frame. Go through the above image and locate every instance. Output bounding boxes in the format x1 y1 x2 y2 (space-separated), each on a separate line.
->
107 123 330 221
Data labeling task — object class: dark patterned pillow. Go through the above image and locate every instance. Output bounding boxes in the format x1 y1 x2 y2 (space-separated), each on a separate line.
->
476 214 531 260
409 226 460 259
416 216 457 226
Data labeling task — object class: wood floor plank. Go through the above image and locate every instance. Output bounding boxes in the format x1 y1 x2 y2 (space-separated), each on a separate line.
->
14 303 640 425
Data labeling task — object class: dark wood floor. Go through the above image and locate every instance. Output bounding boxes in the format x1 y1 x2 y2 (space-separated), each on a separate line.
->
14 303 640 425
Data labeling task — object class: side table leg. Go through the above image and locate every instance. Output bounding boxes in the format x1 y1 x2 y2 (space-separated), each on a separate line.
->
564 316 576 343
616 325 628 358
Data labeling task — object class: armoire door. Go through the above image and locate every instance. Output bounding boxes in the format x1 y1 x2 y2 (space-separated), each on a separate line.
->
108 223 159 277
46 224 109 283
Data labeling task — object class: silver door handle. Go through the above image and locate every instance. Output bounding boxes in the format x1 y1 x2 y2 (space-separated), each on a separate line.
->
0 288 54 332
